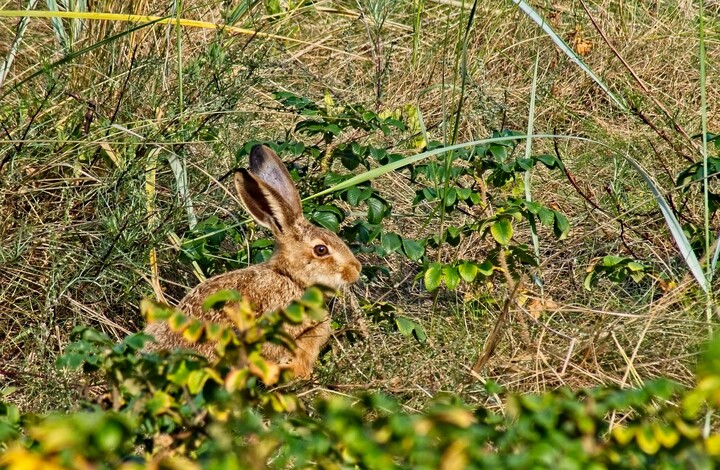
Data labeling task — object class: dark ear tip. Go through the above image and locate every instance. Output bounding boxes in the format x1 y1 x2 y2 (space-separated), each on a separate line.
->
234 167 250 178
249 144 275 168
250 144 268 156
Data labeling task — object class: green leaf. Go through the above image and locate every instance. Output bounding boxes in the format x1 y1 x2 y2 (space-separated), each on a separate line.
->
456 187 472 200
477 260 495 276
123 333 152 351
381 232 402 253
552 210 570 240
489 144 508 161
301 286 325 306
96 421 124 453
444 187 457 207
366 197 386 224
524 201 542 215
395 316 427 343
424 263 442 291
282 303 305 323
458 261 478 282
534 154 563 170
538 207 554 226
312 211 340 232
202 289 242 312
402 238 425 261
346 187 362 206
583 271 596 291
490 218 513 245
442 265 461 290
627 261 645 272
602 255 625 267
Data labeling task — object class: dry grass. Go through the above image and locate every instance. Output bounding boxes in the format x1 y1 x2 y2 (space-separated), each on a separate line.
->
0 0 718 413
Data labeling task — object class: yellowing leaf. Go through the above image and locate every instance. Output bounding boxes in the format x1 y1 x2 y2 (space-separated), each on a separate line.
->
0 445 66 470
490 218 513 245
248 353 281 386
187 370 210 394
434 409 476 428
100 141 123 169
225 297 255 331
612 426 635 446
29 423 82 453
439 438 469 470
268 393 298 413
636 425 660 455
674 419 701 439
424 263 442 291
225 368 250 393
166 361 191 385
706 435 720 456
182 319 204 343
141 298 173 323
147 391 174 416
167 312 190 332
652 423 679 448
205 323 226 342
207 404 230 423
458 261 478 283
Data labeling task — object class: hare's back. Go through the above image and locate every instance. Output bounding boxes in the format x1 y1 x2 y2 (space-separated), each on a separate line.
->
178 264 304 320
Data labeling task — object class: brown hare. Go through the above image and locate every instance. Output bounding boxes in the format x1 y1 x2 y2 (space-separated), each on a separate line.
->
145 144 362 378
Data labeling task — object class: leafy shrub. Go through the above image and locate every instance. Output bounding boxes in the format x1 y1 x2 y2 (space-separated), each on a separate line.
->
2 289 720 468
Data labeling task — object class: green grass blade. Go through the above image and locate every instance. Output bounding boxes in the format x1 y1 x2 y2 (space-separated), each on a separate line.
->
525 51 541 268
45 0 70 52
711 235 720 277
167 152 197 229
0 0 40 91
624 155 708 293
308 136 539 200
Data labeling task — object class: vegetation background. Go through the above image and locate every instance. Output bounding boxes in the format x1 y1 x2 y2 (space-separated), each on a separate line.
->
0 0 718 435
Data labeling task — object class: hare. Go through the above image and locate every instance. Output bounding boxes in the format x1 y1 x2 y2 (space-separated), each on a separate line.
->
144 144 362 378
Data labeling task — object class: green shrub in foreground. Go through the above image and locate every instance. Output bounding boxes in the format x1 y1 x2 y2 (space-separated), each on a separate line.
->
1 289 720 469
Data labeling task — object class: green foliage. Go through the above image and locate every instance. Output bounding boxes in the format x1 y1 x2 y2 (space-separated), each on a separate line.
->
5 298 720 468
361 301 427 343
216 94 571 296
584 255 649 291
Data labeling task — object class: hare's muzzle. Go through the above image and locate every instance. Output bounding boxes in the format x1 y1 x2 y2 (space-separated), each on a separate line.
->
344 258 362 284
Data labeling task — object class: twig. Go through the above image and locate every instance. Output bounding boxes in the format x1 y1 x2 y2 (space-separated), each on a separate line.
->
471 275 523 373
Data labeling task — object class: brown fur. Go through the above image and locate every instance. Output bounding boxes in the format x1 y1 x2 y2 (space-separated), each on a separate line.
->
144 145 361 378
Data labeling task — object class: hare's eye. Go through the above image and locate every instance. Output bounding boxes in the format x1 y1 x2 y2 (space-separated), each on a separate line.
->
313 244 329 257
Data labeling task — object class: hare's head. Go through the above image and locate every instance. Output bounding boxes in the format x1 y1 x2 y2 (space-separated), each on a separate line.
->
234 145 361 290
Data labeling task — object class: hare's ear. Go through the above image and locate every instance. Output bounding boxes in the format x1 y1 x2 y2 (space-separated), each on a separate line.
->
248 145 302 217
234 169 298 233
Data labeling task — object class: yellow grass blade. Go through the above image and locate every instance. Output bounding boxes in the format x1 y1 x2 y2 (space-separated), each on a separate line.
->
0 10 367 60
145 148 167 304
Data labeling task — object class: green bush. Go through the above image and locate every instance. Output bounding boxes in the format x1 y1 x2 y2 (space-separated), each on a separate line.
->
2 288 720 469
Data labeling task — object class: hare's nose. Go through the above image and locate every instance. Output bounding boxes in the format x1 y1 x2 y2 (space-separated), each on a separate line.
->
345 258 361 282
